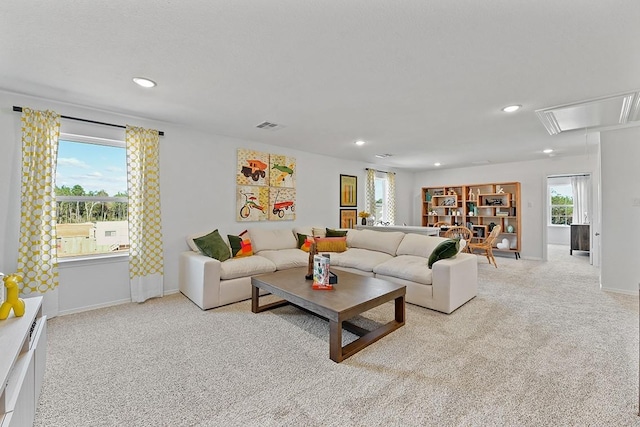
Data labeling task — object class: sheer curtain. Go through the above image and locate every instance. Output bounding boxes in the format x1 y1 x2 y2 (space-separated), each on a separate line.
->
365 168 376 222
126 126 164 303
17 108 60 315
571 175 590 224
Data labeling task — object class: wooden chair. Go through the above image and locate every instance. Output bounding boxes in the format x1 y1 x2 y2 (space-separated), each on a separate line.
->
443 226 473 252
468 225 502 267
433 221 449 228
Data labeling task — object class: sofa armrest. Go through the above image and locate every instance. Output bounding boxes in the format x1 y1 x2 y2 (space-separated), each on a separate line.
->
431 253 478 314
179 251 222 310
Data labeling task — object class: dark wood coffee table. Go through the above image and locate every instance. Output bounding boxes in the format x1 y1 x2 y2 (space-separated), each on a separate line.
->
251 267 406 362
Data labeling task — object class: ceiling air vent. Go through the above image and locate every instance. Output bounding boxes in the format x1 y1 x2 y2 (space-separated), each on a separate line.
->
375 153 393 158
256 121 284 131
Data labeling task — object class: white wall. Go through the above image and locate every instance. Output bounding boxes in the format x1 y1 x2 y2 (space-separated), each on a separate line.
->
412 153 598 260
600 126 640 294
0 91 413 314
547 226 570 245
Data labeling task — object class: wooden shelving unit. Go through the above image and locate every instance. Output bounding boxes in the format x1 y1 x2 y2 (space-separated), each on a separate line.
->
422 182 521 258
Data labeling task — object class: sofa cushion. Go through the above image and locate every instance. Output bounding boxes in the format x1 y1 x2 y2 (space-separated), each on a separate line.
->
293 226 314 237
248 228 297 252
312 227 327 238
373 255 433 285
315 236 347 252
257 248 309 270
220 255 276 280
346 229 405 256
329 248 393 272
428 239 460 269
228 230 253 258
326 228 348 237
396 233 449 258
192 230 231 262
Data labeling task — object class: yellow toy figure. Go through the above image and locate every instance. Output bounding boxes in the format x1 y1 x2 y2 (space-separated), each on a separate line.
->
0 274 25 320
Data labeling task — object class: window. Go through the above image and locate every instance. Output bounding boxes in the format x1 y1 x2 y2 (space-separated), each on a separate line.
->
550 183 573 225
374 173 394 225
55 135 129 257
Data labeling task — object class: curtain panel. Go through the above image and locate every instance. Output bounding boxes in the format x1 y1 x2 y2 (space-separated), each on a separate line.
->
386 172 396 225
571 175 590 224
126 126 164 303
365 169 376 222
17 108 60 298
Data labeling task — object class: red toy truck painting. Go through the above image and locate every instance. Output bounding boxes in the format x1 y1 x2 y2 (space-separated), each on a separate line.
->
241 160 267 182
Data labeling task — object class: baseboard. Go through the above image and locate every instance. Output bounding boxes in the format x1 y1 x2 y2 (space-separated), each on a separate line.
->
58 289 181 316
600 286 638 296
59 298 132 316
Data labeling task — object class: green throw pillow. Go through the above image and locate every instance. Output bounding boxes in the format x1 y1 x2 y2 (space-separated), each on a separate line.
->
326 228 348 237
193 229 230 262
428 238 459 269
297 233 309 248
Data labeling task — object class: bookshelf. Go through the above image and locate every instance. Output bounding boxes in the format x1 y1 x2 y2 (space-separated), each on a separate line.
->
422 182 521 258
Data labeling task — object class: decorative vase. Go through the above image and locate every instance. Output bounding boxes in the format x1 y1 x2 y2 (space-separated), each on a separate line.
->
361 218 367 225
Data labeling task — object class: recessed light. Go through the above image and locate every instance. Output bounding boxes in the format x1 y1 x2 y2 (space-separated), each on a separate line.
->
543 149 553 154
133 77 157 88
434 162 441 167
355 140 366 146
502 105 521 113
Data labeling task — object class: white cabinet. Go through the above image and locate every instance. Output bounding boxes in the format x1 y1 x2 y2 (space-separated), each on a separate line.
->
0 297 46 427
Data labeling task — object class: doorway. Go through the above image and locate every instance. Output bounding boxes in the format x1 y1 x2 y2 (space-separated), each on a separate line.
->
545 174 598 266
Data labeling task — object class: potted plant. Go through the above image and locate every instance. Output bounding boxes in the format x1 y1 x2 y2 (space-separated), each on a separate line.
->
358 211 370 225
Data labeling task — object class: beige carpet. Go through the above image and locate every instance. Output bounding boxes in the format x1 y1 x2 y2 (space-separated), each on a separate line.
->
34 245 640 426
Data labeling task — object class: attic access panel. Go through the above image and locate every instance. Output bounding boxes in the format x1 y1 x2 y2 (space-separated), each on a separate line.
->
536 91 640 135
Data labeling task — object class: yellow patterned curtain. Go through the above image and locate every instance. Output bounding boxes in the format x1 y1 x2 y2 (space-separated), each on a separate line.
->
387 172 396 225
17 108 60 295
126 126 164 303
365 168 376 222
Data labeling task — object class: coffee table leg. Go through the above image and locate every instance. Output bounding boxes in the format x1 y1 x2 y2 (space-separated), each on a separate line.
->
251 284 290 313
330 294 406 363
396 295 405 324
329 320 343 362
251 285 259 313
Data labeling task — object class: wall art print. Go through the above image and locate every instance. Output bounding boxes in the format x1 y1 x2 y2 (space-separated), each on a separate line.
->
236 185 269 222
237 149 297 222
340 209 357 229
269 154 296 188
269 187 296 221
339 174 357 207
237 149 270 186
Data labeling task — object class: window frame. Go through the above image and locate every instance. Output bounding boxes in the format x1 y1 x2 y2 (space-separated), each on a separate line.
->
56 133 129 261
548 183 574 226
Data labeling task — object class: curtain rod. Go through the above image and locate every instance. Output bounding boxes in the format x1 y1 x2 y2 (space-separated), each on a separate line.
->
365 167 395 175
12 106 165 136
548 173 590 178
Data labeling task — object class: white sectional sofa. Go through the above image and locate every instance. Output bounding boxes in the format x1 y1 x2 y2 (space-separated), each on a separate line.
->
179 226 477 314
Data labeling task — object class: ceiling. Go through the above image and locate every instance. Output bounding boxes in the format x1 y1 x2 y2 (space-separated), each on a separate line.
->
2 1 639 171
